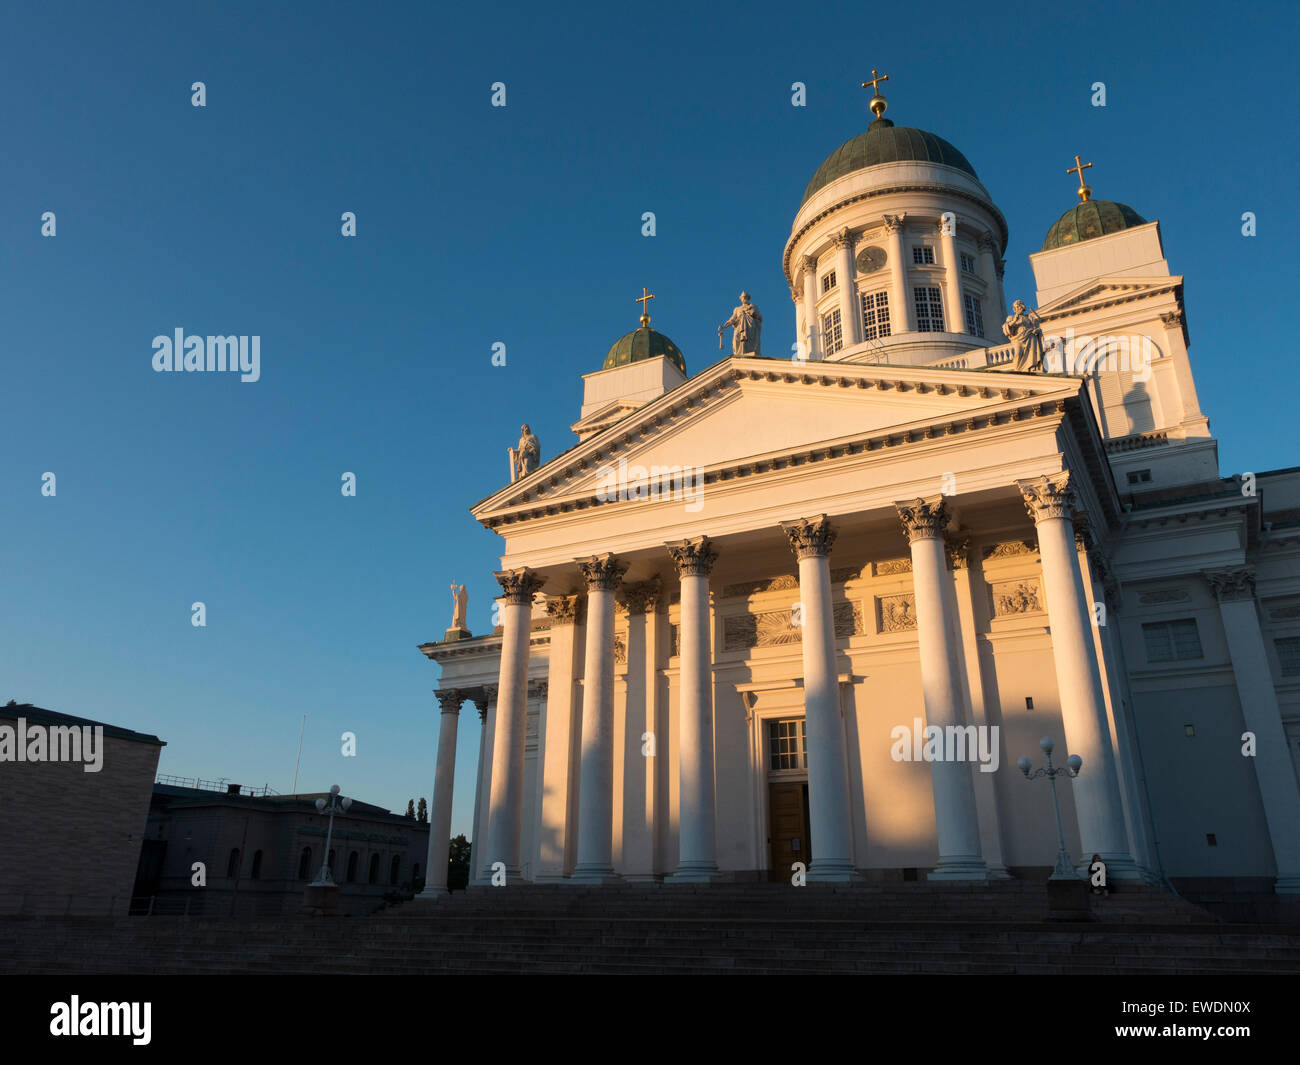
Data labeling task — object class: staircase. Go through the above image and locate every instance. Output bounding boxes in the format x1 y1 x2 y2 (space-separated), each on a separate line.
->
3 881 1298 975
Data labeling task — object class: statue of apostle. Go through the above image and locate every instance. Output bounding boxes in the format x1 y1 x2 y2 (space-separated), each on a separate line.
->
719 292 762 357
450 583 468 631
1002 300 1045 373
513 424 540 480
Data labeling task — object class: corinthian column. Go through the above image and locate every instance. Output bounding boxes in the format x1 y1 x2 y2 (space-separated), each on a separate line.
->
782 516 855 881
800 255 820 361
666 537 721 881
418 688 465 899
485 567 544 883
832 227 860 347
883 214 911 332
895 499 988 880
1018 474 1137 877
571 553 627 883
470 686 496 884
1205 567 1300 892
937 216 964 334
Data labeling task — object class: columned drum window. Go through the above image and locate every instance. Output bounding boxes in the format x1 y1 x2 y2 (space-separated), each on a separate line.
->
860 290 891 341
1142 618 1203 663
914 286 945 332
768 718 808 771
821 270 837 294
963 293 984 337
821 308 844 355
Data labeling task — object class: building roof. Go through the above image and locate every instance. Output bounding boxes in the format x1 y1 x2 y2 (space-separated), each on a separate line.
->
0 701 165 746
1042 199 1147 250
602 325 687 375
801 118 978 206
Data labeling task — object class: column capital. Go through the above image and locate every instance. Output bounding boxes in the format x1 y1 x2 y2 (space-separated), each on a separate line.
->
800 254 819 276
994 257 1006 279
527 678 549 699
620 577 662 615
830 225 854 250
945 534 972 570
883 212 906 233
472 684 496 719
782 514 837 559
1017 473 1076 525
577 553 628 592
545 594 583 626
976 232 998 255
1205 566 1256 602
494 567 544 605
435 688 466 715
667 536 718 578
895 498 949 543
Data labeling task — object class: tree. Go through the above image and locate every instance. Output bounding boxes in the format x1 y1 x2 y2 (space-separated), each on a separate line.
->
416 797 428 823
448 834 471 891
405 799 415 819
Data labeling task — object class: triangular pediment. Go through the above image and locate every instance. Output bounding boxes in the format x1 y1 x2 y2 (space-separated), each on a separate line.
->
474 357 1080 521
1038 275 1183 319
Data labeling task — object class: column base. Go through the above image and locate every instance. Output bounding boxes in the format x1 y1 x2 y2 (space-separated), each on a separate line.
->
568 865 621 885
807 859 857 883
666 861 721 884
927 857 989 882
985 863 1014 881
414 885 450 900
1081 853 1146 882
1273 875 1300 895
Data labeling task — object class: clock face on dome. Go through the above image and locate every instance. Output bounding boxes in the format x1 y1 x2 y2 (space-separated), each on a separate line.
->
856 245 887 273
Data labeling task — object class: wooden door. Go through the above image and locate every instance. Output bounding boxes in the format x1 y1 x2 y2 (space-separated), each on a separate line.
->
768 782 811 880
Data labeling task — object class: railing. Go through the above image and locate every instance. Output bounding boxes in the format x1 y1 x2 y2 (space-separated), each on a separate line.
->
155 774 280 797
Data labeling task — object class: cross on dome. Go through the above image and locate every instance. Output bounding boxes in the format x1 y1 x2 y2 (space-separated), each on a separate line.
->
861 69 891 120
1067 154 1094 202
636 287 655 327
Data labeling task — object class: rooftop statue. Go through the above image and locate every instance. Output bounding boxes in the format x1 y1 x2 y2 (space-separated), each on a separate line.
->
1003 300 1045 373
719 291 762 357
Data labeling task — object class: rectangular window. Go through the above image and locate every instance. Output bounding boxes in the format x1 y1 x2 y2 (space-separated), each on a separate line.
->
962 293 984 337
912 246 935 265
821 308 844 354
1143 618 1203 663
821 270 837 294
914 286 945 332
960 252 977 274
768 718 809 771
860 290 891 341
1127 469 1153 485
1276 637 1300 677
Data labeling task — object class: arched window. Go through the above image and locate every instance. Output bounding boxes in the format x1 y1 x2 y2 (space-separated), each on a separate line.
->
226 848 240 879
251 850 263 880
298 847 312 880
368 853 380 884
346 851 359 883
390 856 401 885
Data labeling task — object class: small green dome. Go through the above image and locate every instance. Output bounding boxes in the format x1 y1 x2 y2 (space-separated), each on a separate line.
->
602 326 686 375
1042 199 1146 250
802 118 978 206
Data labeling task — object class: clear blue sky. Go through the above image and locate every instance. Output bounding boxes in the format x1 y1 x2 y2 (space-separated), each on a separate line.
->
3 1 1295 839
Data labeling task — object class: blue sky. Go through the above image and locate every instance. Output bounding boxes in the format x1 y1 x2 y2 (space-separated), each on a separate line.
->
2 1 1295 839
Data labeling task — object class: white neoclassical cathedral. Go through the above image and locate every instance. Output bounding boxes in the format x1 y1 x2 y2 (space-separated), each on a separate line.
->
418 80 1300 898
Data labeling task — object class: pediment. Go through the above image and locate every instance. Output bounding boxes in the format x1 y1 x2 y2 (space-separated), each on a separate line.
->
475 358 1079 521
1037 275 1183 319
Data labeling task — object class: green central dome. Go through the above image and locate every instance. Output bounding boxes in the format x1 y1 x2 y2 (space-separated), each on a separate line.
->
801 118 978 206
1042 199 1146 250
602 325 686 375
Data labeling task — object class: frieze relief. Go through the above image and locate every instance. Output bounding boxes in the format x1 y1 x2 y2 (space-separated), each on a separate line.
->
873 558 912 576
721 600 863 650
1138 588 1189 605
991 580 1043 616
878 593 917 632
982 540 1036 561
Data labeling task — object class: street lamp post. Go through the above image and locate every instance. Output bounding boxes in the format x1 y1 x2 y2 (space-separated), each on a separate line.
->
302 784 351 916
1019 737 1091 921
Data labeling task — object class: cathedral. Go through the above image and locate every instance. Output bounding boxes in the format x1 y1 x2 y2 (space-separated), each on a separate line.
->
418 78 1300 897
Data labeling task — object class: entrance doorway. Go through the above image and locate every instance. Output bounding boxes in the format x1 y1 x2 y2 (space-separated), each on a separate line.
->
768 781 811 879
765 716 811 880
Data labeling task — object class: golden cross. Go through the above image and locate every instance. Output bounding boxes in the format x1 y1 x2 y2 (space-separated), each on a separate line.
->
862 69 890 95
636 287 655 324
1067 154 1093 201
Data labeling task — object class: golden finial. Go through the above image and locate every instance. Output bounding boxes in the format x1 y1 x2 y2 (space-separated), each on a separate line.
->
861 69 890 119
1066 154 1094 202
635 286 655 327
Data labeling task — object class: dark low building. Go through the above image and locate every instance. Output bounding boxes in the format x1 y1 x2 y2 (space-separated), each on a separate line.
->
134 778 431 916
